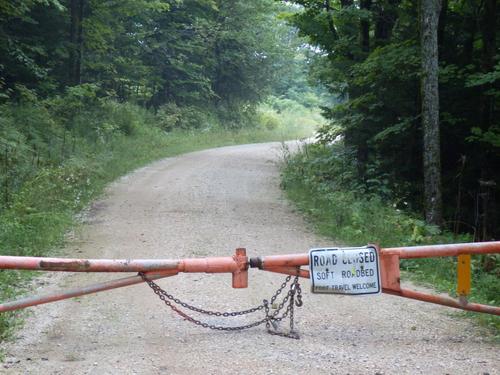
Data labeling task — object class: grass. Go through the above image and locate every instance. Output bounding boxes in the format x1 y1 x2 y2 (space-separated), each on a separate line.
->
0 112 316 341
280 141 500 337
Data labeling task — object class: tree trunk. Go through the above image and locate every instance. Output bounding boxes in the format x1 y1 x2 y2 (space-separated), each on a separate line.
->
69 0 84 85
360 0 372 53
374 0 400 44
420 0 443 226
478 0 497 240
479 0 496 129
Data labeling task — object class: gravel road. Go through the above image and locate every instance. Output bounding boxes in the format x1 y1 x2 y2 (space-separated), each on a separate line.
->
1 142 498 375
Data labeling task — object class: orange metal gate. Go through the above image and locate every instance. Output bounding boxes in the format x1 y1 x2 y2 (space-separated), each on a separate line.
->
0 242 499 315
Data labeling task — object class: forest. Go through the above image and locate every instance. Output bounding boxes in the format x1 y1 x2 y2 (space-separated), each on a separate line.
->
279 0 499 329
0 0 319 205
0 0 321 246
0 0 499 335
283 0 499 240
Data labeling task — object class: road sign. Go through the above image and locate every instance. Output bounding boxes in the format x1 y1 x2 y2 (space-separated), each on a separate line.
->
309 246 381 295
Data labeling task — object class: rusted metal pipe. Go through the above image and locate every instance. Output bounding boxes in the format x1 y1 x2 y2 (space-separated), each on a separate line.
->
249 253 308 269
384 288 500 315
383 241 500 259
0 249 249 311
0 271 178 313
248 242 500 269
0 248 248 274
264 266 310 278
0 256 181 272
0 256 237 273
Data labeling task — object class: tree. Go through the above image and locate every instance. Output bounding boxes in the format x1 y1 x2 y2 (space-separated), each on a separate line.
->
0 0 66 99
211 0 291 120
420 0 442 226
69 0 84 85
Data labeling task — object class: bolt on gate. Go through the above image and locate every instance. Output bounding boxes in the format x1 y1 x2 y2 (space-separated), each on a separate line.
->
0 242 499 338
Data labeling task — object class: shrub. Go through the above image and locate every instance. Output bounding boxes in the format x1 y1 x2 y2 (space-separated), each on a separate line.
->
259 110 282 130
156 102 210 131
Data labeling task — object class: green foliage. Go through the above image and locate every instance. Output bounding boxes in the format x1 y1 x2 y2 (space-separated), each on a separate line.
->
281 143 499 333
156 103 214 131
259 95 325 134
259 111 281 131
0 0 67 99
281 143 443 245
465 62 500 88
286 0 500 240
0 0 303 113
468 126 500 148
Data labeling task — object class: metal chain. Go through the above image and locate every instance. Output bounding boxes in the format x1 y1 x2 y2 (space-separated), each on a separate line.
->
264 277 302 339
139 272 303 339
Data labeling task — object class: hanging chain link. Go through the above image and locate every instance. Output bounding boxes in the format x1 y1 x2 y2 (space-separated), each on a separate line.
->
264 276 303 339
139 272 303 339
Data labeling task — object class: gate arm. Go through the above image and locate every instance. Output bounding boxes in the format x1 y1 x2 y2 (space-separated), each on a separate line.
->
0 248 248 287
0 270 177 313
0 249 248 312
379 242 500 315
250 241 500 316
383 241 500 258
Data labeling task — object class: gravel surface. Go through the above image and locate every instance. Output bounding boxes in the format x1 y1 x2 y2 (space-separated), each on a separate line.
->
1 142 498 375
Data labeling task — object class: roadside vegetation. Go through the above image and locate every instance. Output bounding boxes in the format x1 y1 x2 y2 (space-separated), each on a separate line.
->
281 142 499 334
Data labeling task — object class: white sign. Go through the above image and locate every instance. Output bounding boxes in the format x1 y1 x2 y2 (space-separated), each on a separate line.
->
309 246 381 295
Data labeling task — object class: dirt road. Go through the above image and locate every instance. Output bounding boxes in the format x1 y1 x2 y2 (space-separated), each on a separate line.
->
1 142 498 374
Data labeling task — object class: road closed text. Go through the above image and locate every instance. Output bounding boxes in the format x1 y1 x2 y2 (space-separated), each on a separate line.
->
309 247 381 295
311 250 376 267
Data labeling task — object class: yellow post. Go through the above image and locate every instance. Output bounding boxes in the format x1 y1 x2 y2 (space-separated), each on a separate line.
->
457 254 471 296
